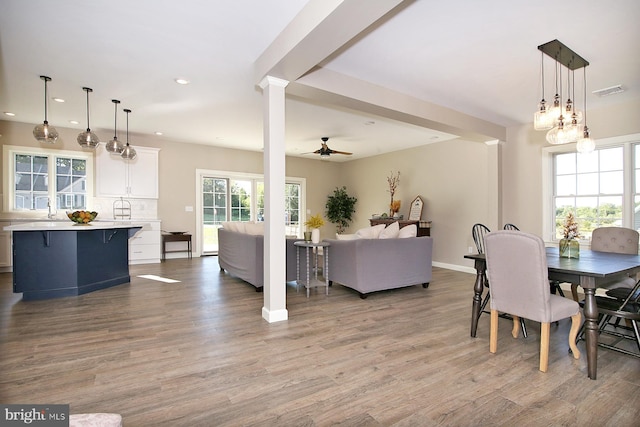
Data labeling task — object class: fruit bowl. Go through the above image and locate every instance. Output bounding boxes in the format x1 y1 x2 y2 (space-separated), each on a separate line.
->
67 210 98 224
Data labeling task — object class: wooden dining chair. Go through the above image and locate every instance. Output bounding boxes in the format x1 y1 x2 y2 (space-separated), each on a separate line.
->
485 231 581 372
570 226 639 301
472 223 528 337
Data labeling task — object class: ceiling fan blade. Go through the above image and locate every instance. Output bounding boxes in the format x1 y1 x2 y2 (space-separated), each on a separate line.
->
330 150 352 155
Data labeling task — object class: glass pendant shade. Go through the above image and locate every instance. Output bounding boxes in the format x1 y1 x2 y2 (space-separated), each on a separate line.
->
121 108 137 160
105 99 124 154
534 101 554 130
77 87 99 148
576 127 595 154
33 75 59 144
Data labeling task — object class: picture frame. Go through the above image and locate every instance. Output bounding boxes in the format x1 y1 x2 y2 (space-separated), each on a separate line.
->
408 196 423 221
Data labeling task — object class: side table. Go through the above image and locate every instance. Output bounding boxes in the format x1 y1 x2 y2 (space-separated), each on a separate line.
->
162 233 192 260
294 241 330 298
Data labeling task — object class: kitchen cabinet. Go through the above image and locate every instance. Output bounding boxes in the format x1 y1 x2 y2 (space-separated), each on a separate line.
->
95 143 160 198
129 220 161 264
0 221 12 269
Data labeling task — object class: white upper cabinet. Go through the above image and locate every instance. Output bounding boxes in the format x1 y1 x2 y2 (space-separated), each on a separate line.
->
95 143 160 198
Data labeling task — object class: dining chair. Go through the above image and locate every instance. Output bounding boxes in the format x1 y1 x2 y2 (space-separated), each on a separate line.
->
577 279 640 358
472 223 528 338
503 223 519 231
570 226 640 301
485 230 581 372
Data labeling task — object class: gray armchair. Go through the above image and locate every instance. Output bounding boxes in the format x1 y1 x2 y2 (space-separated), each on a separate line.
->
485 231 581 372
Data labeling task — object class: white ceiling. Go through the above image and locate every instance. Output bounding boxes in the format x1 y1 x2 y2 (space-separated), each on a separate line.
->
1 0 639 162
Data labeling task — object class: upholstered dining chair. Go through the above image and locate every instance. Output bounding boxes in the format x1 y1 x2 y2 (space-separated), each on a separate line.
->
570 226 640 301
485 231 581 372
472 223 528 337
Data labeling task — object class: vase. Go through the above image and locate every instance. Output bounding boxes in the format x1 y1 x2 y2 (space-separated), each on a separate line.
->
303 231 312 242
311 228 320 244
559 238 579 258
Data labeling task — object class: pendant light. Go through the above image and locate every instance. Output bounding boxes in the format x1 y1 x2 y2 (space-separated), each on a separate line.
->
121 108 137 160
105 99 124 154
33 75 59 143
577 67 595 154
77 87 100 148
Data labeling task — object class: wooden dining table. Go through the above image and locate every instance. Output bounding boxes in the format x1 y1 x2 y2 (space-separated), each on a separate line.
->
465 247 640 380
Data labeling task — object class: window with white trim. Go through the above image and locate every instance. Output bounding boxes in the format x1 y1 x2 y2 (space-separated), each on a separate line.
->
546 134 640 242
3 145 94 213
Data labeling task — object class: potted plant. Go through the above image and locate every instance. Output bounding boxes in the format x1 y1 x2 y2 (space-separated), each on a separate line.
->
304 213 325 243
325 186 358 234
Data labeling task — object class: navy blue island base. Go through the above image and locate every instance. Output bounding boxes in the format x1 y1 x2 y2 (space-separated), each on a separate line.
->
11 226 142 300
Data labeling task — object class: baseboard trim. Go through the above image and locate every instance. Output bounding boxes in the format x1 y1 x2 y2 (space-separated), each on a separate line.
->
433 261 475 274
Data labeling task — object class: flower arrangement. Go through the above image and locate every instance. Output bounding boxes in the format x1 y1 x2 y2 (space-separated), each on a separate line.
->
387 170 400 216
562 212 581 240
305 214 325 229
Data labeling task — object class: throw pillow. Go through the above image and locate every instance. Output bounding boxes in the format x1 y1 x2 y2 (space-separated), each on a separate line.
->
355 224 386 239
221 221 237 232
379 221 400 239
398 224 418 238
336 233 360 240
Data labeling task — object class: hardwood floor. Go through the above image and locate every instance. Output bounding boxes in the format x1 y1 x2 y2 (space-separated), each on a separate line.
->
1 257 639 426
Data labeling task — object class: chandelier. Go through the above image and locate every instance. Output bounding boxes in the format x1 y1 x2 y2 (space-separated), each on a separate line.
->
534 40 594 154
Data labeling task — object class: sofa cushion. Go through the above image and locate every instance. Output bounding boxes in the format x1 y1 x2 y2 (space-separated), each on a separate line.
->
398 224 418 238
355 224 386 239
336 233 360 240
244 222 264 235
379 221 400 239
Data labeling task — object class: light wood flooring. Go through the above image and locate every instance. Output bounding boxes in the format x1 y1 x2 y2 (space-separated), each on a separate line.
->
1 257 639 426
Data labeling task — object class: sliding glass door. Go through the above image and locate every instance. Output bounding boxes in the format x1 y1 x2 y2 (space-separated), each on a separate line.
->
200 173 303 255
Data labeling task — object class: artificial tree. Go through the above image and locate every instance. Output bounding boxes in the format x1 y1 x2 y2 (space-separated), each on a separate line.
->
325 186 357 234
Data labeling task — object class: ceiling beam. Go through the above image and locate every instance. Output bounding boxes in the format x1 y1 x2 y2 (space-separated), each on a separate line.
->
289 67 506 142
254 0 407 83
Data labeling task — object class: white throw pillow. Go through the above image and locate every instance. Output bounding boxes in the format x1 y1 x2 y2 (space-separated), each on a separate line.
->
355 224 386 239
379 221 400 239
336 233 360 240
398 224 418 238
244 222 264 235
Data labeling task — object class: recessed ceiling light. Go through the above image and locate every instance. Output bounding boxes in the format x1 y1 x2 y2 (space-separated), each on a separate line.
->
175 78 190 85
4 112 15 116
53 97 65 103
69 120 80 125
154 131 163 136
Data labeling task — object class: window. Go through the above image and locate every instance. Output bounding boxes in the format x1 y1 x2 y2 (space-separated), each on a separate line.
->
3 145 94 213
554 147 624 240
545 134 640 242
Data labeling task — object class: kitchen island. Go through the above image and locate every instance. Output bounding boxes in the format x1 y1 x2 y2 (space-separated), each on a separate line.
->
3 221 148 300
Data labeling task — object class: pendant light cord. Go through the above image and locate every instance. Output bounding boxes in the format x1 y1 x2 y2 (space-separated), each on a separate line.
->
85 89 91 130
43 77 49 123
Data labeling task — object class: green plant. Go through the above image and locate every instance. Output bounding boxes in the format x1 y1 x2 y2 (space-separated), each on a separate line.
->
304 214 325 229
325 186 357 234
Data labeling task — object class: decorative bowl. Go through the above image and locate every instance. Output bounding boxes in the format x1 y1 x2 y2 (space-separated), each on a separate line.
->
67 210 98 224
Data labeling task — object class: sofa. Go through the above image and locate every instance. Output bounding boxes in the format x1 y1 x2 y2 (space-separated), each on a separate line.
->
325 235 433 298
217 227 300 290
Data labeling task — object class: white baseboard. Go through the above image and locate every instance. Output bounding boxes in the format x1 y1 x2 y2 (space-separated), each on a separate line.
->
433 261 475 275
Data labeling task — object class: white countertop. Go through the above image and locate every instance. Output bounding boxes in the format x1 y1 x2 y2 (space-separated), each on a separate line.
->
3 221 153 232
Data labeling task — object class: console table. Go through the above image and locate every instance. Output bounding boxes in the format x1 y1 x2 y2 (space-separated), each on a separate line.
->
369 219 431 237
162 233 192 260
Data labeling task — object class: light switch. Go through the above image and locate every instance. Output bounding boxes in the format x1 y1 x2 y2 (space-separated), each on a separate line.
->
185 206 193 212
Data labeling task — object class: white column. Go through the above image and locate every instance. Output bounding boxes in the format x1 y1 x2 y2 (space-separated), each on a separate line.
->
259 76 289 323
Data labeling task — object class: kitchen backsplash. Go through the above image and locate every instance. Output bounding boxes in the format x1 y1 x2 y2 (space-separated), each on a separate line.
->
92 197 158 220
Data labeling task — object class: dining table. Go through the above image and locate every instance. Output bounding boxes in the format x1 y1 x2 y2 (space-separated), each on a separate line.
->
465 247 640 380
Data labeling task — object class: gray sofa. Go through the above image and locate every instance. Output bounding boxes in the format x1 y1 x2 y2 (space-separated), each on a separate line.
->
218 228 300 290
325 236 433 298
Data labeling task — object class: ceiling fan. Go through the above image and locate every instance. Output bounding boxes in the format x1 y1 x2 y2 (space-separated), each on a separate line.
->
309 137 352 158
